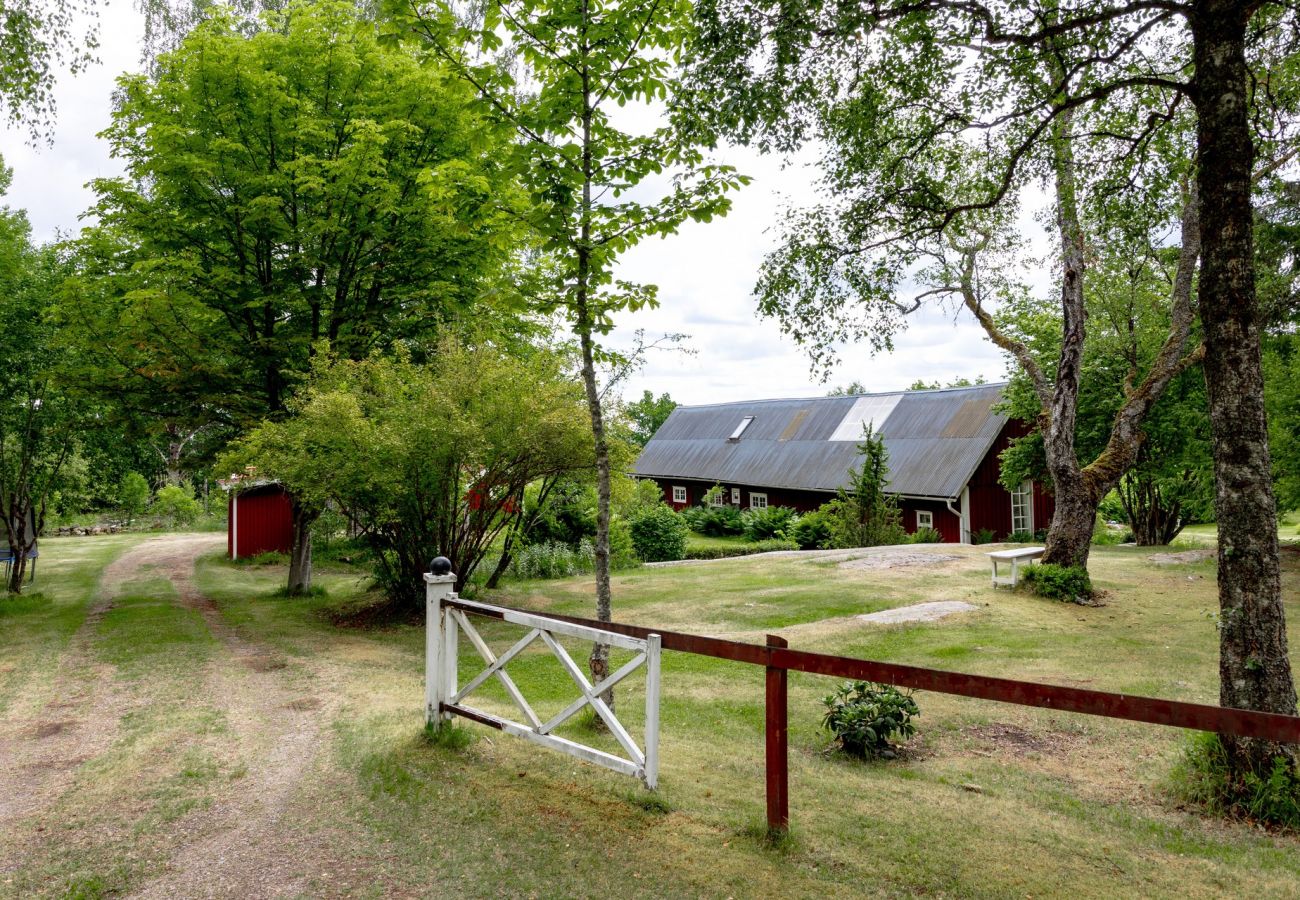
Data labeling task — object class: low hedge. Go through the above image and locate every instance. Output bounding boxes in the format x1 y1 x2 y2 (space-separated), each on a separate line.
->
684 539 798 560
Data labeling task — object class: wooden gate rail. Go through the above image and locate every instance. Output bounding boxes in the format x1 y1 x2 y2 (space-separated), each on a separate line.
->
449 599 1300 834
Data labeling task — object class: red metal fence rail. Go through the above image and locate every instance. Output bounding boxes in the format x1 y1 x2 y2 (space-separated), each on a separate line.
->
442 597 1300 833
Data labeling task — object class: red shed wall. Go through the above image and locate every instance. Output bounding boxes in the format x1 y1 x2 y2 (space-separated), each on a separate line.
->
966 420 1055 539
229 489 294 559
900 499 961 543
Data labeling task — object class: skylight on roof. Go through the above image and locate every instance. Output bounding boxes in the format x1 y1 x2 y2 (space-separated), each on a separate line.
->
829 395 902 441
728 416 755 441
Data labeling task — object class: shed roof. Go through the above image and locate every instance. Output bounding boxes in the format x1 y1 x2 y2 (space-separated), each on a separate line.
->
632 383 1009 499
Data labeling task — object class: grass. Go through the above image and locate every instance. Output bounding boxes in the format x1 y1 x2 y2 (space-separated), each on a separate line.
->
4 535 1300 896
1181 510 1299 546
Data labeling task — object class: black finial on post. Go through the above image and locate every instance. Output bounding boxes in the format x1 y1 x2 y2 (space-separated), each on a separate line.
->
429 556 452 576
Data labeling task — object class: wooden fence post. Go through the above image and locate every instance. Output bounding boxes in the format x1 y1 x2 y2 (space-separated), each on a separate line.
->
425 557 458 727
765 633 789 834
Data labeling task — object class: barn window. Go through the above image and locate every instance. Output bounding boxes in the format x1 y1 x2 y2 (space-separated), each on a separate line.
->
730 487 740 505
916 510 933 531
728 416 755 441
750 492 768 509
672 485 687 503
710 489 726 507
1011 481 1033 535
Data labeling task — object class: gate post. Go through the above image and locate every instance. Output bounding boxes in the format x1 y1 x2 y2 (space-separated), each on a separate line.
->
425 558 458 726
765 633 789 834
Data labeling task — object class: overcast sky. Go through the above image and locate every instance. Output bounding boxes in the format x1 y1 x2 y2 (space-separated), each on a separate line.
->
0 0 1014 407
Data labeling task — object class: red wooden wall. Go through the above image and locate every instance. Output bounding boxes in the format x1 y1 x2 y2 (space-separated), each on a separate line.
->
228 486 294 559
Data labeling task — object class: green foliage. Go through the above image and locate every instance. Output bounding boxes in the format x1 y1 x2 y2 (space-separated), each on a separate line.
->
972 528 999 545
620 391 677 448
909 527 944 544
1006 530 1034 543
1020 564 1094 604
824 426 906 548
1265 336 1300 513
684 538 797 559
117 473 150 526
0 0 98 137
741 505 798 541
69 0 530 435
608 518 640 570
151 484 201 528
222 342 593 609
235 551 290 567
1169 732 1300 829
682 501 744 537
821 681 920 760
1091 514 1133 546
789 509 834 550
509 539 595 580
628 504 688 563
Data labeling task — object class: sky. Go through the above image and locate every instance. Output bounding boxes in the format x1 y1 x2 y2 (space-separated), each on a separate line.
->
0 0 1014 407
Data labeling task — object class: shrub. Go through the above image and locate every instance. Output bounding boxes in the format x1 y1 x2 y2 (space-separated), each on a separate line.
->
971 527 998 545
1006 530 1035 543
909 527 944 544
789 508 834 550
1020 563 1093 603
151 484 201 528
117 473 150 526
1169 732 1300 828
608 517 640 569
742 505 799 541
684 538 798 559
628 504 688 562
822 681 920 759
235 551 289 566
683 504 744 536
509 539 596 579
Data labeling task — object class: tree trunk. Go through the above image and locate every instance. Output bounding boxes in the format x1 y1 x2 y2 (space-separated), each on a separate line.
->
4 511 31 595
1192 0 1298 774
286 497 316 595
1040 108 1092 570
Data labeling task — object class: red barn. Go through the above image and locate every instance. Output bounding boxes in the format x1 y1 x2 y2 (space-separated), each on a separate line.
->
227 482 294 559
632 383 1053 544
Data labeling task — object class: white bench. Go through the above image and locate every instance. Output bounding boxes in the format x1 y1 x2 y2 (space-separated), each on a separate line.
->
987 546 1045 588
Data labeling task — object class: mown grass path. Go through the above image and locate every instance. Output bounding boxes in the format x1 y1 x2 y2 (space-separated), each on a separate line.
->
0 534 342 898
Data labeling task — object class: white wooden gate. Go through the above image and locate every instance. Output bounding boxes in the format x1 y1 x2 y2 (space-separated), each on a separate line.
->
425 572 662 789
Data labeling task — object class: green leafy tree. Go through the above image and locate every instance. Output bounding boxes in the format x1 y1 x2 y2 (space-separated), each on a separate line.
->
620 391 677 448
390 0 747 694
67 0 528 431
117 472 151 526
0 0 98 138
825 381 867 397
686 0 1299 791
150 483 201 528
223 342 594 608
0 173 84 593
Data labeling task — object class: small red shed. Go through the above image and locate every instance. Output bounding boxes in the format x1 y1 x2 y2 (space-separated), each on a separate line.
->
227 482 293 560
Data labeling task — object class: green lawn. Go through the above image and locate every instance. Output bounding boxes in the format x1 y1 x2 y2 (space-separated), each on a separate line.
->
3 535 1300 897
1181 510 1300 546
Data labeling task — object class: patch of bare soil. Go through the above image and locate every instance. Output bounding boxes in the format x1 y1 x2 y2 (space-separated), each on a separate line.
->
0 535 220 828
962 722 1083 757
1147 549 1215 565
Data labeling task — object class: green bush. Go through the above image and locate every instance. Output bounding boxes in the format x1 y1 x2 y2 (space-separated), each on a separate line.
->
1020 563 1093 603
151 483 201 528
683 504 744 536
971 527 998 545
909 527 944 544
742 505 798 541
509 539 596 579
628 504 688 562
1169 732 1300 828
789 508 834 550
117 472 150 526
822 681 920 759
235 551 289 566
1006 530 1035 543
608 517 640 569
683 538 798 559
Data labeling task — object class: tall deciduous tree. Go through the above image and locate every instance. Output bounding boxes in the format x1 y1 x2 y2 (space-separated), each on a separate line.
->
619 390 677 449
687 0 1298 783
0 0 98 138
390 0 746 696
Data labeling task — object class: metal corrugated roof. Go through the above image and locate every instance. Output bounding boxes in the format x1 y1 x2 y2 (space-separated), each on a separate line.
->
632 383 1009 499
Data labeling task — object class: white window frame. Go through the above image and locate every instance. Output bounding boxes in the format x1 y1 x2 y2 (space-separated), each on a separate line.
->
730 487 741 505
672 485 687 504
709 489 726 507
916 510 934 531
1010 481 1033 535
749 492 768 510
728 416 755 441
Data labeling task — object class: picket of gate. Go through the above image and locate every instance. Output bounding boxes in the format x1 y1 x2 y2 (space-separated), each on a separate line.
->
425 570 662 789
